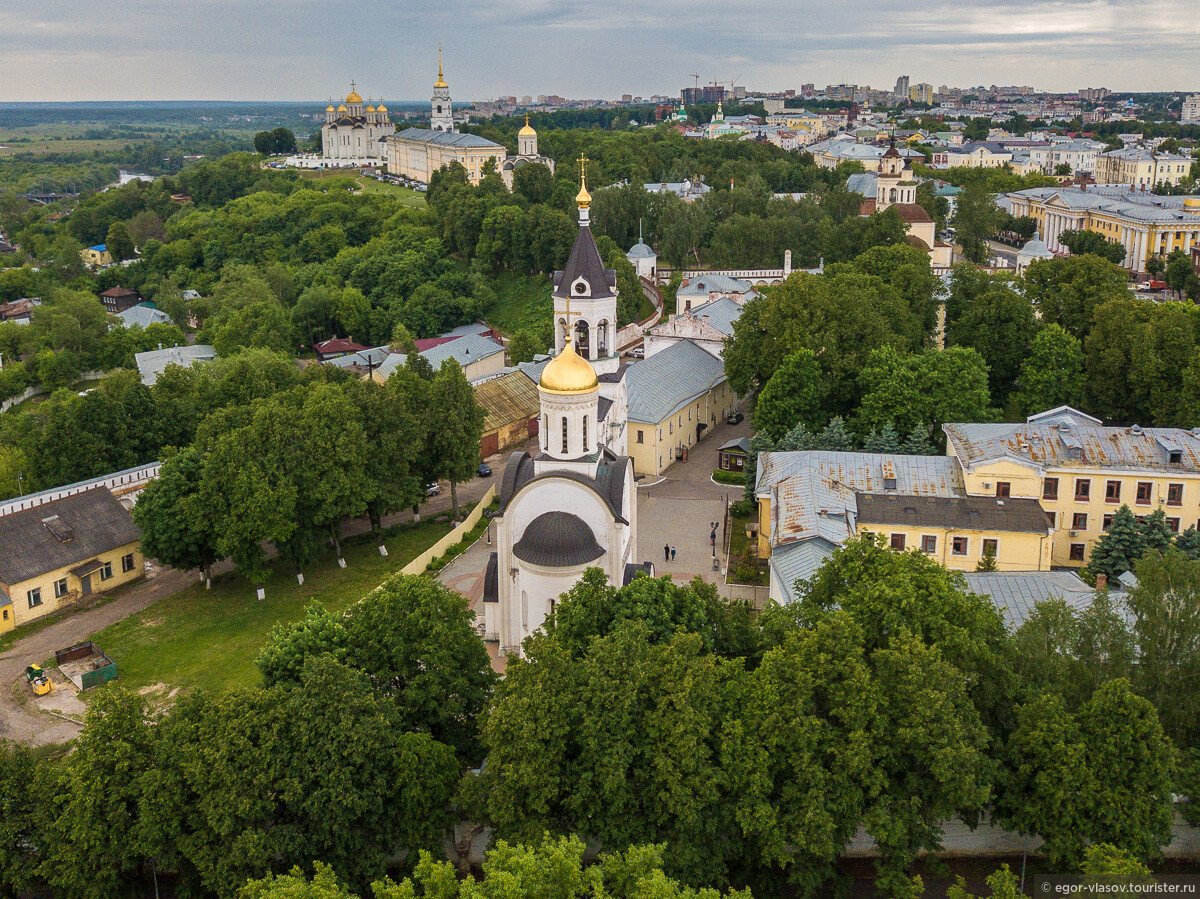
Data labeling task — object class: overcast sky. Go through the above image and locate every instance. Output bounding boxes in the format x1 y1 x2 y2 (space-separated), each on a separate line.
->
2 0 1196 102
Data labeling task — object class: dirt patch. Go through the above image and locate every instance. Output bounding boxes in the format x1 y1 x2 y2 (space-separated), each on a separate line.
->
140 616 165 628
137 682 181 713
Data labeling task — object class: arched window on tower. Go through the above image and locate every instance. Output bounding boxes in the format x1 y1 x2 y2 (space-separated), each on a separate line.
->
583 415 588 451
597 320 609 357
543 414 549 450
889 188 897 203
561 416 568 455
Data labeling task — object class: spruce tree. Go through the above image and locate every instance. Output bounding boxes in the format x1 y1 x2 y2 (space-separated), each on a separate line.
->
1175 527 1200 561
1086 505 1145 582
1138 509 1174 555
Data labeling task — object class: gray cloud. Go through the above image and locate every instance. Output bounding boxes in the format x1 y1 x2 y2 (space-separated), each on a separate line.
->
0 0 1196 101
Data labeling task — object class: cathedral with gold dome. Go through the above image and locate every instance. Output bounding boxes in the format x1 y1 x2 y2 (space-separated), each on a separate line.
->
321 83 394 165
482 161 644 655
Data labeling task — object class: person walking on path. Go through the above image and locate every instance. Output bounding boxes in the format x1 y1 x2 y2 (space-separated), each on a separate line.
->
670 545 677 562
664 543 670 562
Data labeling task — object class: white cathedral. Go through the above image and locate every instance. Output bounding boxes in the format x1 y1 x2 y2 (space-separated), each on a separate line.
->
321 84 394 164
482 165 647 654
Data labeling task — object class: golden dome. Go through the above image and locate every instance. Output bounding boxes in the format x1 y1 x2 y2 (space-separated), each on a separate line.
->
519 113 536 138
539 340 597 394
337 104 347 112
346 89 363 104
376 103 388 113
366 104 376 113
434 47 448 89
326 104 335 112
576 183 592 208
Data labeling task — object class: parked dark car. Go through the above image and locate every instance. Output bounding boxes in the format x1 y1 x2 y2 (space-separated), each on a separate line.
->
478 462 492 478
726 411 744 425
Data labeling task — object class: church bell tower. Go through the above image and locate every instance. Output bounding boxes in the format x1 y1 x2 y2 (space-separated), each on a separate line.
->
431 46 454 133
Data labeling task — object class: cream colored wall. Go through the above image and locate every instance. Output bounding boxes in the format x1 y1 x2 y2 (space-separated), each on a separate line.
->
462 352 506 382
1037 470 1200 567
3 542 143 629
627 380 735 476
857 524 1050 571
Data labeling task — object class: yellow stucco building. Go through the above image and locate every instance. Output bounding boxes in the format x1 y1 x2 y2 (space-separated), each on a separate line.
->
0 489 143 633
1007 185 1200 274
1094 148 1192 190
624 340 737 476
754 451 1053 604
944 406 1200 570
80 244 112 268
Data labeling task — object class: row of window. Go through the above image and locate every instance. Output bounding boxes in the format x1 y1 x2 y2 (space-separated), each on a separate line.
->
889 533 998 558
1039 477 1186 506
543 415 589 455
25 554 135 610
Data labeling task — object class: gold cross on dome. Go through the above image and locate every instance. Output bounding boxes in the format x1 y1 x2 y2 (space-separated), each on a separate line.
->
577 154 589 186
350 80 357 93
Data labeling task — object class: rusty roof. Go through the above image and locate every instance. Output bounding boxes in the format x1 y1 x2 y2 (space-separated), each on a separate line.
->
944 406 1200 474
474 370 540 433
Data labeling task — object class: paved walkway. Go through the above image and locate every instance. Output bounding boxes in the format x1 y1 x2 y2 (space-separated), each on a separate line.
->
637 414 750 586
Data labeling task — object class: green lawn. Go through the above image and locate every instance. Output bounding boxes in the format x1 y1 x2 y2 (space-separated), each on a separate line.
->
89 520 452 695
485 271 553 337
295 169 426 207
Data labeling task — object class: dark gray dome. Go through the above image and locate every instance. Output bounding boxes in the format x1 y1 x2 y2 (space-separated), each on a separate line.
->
513 511 604 567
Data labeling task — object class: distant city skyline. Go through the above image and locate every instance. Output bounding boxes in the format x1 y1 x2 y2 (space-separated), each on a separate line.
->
1 0 1196 103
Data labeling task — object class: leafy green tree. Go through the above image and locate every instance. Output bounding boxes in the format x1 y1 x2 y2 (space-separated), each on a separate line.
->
997 691 1096 867
1081 844 1155 887
1058 229 1126 264
1010 593 1134 711
946 283 1038 403
752 348 826 440
506 328 544 364
40 688 155 898
854 346 993 445
1165 248 1200 301
946 864 1027 899
511 162 555 205
105 220 136 262
1085 505 1145 582
429 359 485 517
258 575 494 762
1023 255 1129 342
953 181 1004 263
1077 679 1176 862
207 299 296 357
134 444 223 586
143 657 459 896
1125 550 1200 748
1013 324 1085 416
241 836 752 898
0 742 46 896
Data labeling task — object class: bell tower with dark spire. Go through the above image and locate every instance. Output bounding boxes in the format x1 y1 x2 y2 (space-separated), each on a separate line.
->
551 156 620 376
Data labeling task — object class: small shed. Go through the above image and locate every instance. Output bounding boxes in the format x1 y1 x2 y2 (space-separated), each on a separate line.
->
717 437 751 472
55 641 117 690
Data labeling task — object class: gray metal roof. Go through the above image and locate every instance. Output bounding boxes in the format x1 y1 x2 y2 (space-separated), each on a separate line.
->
115 303 171 328
678 274 753 297
856 493 1051 534
627 240 656 259
770 537 838 603
689 296 742 335
0 489 140 585
961 571 1096 631
756 451 965 548
375 332 505 379
393 127 503 149
943 406 1200 474
1007 186 1200 225
625 339 727 424
718 437 751 454
513 511 604 567
846 172 878 198
134 344 216 386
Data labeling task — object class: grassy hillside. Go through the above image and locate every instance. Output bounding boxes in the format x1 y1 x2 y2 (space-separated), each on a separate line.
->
485 271 553 337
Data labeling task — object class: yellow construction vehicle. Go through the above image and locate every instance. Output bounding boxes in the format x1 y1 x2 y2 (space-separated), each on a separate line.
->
25 664 53 697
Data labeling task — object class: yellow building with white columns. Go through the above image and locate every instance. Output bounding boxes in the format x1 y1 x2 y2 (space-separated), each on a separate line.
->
944 406 1200 570
1006 186 1200 274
